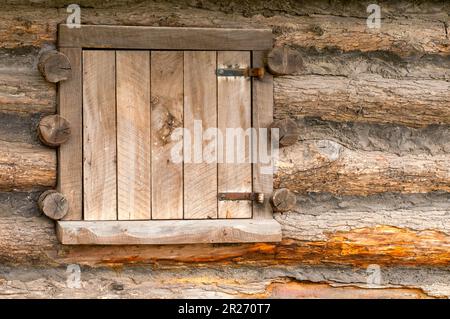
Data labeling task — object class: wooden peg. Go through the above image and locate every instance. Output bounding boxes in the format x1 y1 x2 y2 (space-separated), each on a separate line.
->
38 50 71 83
38 114 71 147
38 190 69 220
267 47 304 75
270 118 300 147
271 188 296 212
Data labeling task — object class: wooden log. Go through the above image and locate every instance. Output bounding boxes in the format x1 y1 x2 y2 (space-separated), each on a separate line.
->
275 75 450 127
271 188 296 212
1 190 450 268
0 6 448 59
37 114 71 147
0 263 443 298
0 141 56 191
267 46 304 75
270 118 300 147
37 50 71 83
275 140 450 195
2 135 450 195
38 190 68 220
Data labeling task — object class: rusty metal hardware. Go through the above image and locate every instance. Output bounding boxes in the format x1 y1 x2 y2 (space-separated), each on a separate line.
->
218 192 265 204
216 67 265 79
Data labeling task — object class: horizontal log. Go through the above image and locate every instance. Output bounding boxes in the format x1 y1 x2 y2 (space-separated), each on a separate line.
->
0 264 441 298
2 192 450 268
273 15 449 57
285 47 450 80
0 67 55 114
2 127 450 194
0 5 448 58
275 75 450 127
275 139 450 195
0 141 56 191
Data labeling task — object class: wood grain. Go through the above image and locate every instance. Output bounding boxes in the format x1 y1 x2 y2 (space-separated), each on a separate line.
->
116 51 151 220
252 51 274 220
82 50 117 221
58 47 82 220
275 75 450 127
56 219 282 245
151 51 184 220
217 51 252 219
183 51 218 219
58 25 273 50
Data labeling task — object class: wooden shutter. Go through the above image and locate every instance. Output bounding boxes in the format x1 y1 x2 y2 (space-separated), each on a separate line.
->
56 25 281 244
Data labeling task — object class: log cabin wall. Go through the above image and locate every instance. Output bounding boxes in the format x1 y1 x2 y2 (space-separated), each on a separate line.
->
0 0 449 298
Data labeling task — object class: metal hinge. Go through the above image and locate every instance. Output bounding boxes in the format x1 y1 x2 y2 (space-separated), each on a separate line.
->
218 192 265 204
216 67 265 79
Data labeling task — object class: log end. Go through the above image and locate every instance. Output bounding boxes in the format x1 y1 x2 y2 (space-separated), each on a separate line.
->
267 47 304 75
38 114 71 147
270 118 300 147
38 190 69 220
271 188 297 212
38 50 72 83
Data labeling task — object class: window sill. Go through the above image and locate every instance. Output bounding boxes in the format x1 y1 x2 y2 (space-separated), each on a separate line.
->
56 219 282 245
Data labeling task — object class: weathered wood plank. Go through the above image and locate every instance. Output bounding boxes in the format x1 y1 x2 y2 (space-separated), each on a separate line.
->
82 50 117 221
116 51 151 220
151 51 183 220
217 51 252 219
58 47 82 220
183 51 218 219
57 219 282 245
252 51 274 220
58 25 273 50
275 75 450 127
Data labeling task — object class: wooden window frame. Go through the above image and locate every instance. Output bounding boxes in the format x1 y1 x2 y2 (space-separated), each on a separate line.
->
56 24 282 245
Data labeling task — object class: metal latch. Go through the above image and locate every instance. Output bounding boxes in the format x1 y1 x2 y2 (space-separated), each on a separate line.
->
218 192 265 204
216 67 265 79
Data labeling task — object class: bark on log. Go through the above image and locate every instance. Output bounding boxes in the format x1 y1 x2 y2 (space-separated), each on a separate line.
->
275 75 450 127
2 192 450 268
2 136 450 194
0 141 56 191
0 264 446 298
0 5 448 58
275 140 450 195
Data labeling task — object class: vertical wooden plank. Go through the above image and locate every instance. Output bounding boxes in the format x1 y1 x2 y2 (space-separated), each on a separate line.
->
58 47 82 220
217 51 252 218
116 51 151 220
151 51 184 219
183 51 218 219
83 50 117 221
252 51 274 219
